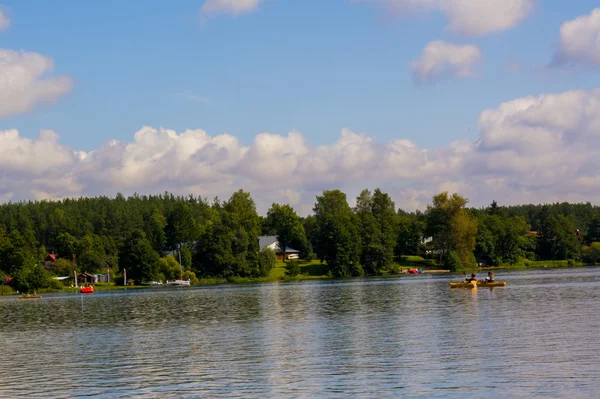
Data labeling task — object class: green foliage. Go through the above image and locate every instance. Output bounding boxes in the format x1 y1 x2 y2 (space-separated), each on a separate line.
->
158 256 182 281
475 211 530 265
535 206 581 261
265 203 309 261
144 209 167 254
56 232 77 259
314 190 362 277
182 270 199 285
166 203 199 247
48 258 79 276
425 192 477 267
12 262 59 293
395 214 424 258
119 230 160 282
354 189 397 274
258 248 276 277
284 260 301 277
77 233 107 272
444 251 463 272
179 246 193 270
1 189 599 287
582 242 600 264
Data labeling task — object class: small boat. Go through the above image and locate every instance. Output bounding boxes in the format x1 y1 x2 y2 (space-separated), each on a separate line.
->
18 294 42 299
407 269 423 274
166 279 191 286
449 281 507 288
80 286 94 294
142 281 163 287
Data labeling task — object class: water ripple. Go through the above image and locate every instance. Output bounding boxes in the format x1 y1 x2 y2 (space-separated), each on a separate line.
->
1 268 600 397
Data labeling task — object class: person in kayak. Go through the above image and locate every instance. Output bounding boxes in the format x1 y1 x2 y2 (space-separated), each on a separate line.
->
465 273 476 282
485 271 495 282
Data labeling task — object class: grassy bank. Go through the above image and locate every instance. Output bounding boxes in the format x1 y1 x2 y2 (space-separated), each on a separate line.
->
4 257 590 296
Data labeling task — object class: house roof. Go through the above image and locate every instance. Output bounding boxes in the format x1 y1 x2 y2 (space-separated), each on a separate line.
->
258 236 300 253
46 254 57 261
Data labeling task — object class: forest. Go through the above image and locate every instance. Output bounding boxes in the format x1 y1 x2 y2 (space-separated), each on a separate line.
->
1 188 600 292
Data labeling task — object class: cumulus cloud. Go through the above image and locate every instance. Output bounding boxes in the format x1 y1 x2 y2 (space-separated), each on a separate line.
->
553 8 600 67
359 0 534 36
0 9 10 32
0 50 74 118
411 40 482 83
201 0 264 16
2 88 600 214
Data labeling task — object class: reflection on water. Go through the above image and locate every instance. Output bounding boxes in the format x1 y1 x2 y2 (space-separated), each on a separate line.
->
1 268 600 398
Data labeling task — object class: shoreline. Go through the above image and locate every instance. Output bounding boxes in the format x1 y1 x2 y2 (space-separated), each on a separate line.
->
4 262 596 296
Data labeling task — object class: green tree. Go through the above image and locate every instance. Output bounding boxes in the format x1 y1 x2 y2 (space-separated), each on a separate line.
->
536 207 580 260
314 190 362 277
56 232 77 259
158 256 182 281
395 214 424 258
258 247 276 277
48 258 79 276
223 190 262 277
119 230 160 282
166 202 199 264
76 234 106 272
475 212 530 265
144 209 167 254
425 192 477 271
265 203 308 262
582 242 600 264
195 218 235 277
586 213 600 243
354 188 397 274
12 262 58 293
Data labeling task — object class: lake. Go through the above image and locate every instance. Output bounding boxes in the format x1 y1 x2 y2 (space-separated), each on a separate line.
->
1 267 600 398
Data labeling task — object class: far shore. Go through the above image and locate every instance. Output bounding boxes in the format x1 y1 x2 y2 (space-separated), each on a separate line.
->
3 258 595 296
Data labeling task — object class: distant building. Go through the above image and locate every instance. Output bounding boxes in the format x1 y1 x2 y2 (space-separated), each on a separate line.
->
258 236 300 261
77 272 110 284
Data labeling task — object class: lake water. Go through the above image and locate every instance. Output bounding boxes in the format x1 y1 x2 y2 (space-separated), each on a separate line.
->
1 267 600 398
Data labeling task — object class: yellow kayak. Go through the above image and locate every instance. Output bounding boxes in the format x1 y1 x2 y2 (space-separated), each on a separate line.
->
449 281 507 288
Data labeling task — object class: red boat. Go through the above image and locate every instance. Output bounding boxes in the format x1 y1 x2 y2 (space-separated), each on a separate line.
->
407 269 423 274
80 286 94 294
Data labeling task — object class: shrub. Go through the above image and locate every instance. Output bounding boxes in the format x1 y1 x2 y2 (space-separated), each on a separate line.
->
258 248 276 277
285 260 301 277
11 263 55 293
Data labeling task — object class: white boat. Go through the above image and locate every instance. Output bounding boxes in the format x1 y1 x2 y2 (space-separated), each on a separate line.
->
142 281 163 287
166 279 191 286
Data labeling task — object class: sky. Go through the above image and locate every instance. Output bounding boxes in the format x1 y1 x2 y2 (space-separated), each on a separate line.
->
1 0 600 215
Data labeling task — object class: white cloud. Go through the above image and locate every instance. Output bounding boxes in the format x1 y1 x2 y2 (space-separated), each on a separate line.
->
359 0 534 36
2 88 600 214
201 0 264 16
0 50 73 118
553 8 600 67
0 9 10 32
411 40 482 83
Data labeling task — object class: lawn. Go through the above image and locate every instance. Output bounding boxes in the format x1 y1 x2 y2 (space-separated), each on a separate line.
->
395 255 440 269
269 259 330 280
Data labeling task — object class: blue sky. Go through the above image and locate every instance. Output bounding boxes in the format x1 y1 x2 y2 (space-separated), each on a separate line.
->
1 0 598 149
1 0 600 213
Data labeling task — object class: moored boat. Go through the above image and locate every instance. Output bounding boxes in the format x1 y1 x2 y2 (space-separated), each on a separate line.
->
449 281 507 288
407 269 423 274
18 294 42 299
166 279 191 286
80 286 94 294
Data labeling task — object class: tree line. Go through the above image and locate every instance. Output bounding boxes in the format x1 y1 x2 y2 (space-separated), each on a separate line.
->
1 189 599 291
